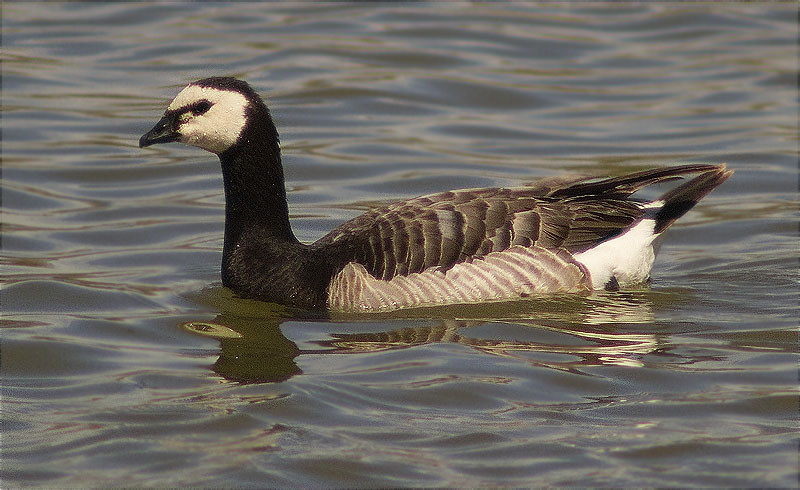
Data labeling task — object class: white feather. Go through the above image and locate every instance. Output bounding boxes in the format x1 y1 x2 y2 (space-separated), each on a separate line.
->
573 218 657 288
168 84 249 154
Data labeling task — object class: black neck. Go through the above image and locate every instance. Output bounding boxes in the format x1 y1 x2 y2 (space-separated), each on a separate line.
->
218 105 298 257
215 99 340 308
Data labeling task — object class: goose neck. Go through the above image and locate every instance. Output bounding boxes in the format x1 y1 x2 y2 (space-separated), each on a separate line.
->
218 142 297 247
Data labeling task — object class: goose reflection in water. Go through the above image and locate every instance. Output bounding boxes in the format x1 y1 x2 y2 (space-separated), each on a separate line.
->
181 290 703 384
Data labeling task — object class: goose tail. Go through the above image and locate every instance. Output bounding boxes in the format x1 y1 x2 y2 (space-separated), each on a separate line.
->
573 164 732 290
651 164 733 234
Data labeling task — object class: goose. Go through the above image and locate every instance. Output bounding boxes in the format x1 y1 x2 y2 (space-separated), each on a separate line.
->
139 77 732 312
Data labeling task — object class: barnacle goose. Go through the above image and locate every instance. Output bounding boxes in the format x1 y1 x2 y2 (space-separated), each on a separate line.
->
140 77 732 312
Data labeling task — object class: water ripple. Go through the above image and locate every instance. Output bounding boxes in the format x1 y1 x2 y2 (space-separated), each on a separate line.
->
2 3 797 487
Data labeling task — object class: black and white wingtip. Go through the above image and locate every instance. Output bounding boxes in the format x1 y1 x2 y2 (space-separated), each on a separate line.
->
574 164 732 289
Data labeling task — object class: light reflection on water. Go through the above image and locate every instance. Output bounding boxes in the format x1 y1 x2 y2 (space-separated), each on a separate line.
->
185 291 663 383
2 3 798 488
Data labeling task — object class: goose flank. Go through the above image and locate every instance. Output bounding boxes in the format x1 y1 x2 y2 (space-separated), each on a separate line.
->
139 77 732 312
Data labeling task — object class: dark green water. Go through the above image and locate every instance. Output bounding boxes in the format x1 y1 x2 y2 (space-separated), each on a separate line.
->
2 4 798 487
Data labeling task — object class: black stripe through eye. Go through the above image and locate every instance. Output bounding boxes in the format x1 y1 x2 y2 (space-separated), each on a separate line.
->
190 100 212 116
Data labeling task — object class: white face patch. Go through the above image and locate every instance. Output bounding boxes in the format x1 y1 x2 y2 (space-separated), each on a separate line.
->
167 84 249 154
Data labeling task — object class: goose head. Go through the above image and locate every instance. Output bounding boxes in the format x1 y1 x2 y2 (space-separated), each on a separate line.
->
139 77 261 155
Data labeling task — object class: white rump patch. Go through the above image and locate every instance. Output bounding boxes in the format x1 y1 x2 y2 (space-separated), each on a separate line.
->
573 219 658 289
168 84 249 154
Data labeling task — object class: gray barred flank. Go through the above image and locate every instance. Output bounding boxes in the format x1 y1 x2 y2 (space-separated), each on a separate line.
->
478 258 520 294
328 246 592 312
489 252 533 286
462 260 501 298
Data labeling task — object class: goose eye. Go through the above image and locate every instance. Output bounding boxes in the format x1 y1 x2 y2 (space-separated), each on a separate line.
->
191 100 212 116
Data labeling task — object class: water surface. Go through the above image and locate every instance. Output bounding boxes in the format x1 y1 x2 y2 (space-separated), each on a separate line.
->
2 3 798 487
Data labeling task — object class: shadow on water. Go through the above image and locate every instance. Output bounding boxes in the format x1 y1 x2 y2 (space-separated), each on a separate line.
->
181 287 701 384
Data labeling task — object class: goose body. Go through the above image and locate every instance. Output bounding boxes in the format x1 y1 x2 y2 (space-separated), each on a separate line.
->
140 77 732 312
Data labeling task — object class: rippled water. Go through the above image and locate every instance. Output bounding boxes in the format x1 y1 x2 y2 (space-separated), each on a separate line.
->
3 4 798 487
